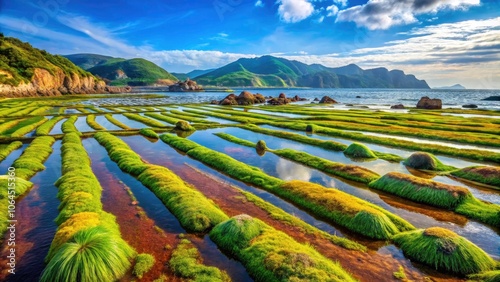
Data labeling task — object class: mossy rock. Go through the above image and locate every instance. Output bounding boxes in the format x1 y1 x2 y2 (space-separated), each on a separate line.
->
404 152 454 171
305 124 316 133
393 227 496 275
344 143 377 159
209 214 262 254
256 140 267 151
175 120 195 131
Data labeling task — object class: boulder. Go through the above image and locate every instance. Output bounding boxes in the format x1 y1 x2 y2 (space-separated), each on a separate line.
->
278 93 286 99
267 98 289 105
391 104 405 109
462 104 478 108
356 96 361 98
319 96 338 104
237 91 255 105
313 98 320 101
417 96 442 109
254 93 266 103
168 78 203 92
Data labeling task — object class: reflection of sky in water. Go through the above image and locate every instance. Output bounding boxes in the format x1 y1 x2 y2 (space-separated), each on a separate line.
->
186 129 500 258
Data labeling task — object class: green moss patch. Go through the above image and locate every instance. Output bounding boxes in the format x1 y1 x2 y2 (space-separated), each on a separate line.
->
392 227 495 275
12 136 55 179
36 116 64 136
175 120 196 131
133 253 155 279
0 176 33 236
369 172 470 209
86 114 105 131
210 215 357 282
139 128 159 139
95 132 228 232
0 141 22 161
344 143 377 159
468 270 500 282
451 166 500 188
169 238 230 281
61 116 82 135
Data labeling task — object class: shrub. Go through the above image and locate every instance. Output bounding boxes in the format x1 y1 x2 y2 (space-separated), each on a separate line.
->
133 253 156 279
392 227 495 275
210 215 357 282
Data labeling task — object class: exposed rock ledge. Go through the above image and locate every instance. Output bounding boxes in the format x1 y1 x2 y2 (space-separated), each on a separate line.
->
0 68 127 97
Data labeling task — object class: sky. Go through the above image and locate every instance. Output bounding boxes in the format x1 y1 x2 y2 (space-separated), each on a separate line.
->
0 0 499 89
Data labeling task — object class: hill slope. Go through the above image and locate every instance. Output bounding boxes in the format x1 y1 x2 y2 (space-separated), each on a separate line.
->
0 34 106 97
65 54 178 86
196 55 429 88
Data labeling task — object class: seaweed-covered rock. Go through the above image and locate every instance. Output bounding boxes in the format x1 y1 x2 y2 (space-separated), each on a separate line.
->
344 143 377 159
319 96 338 104
175 120 195 131
417 96 442 109
305 124 316 133
256 140 267 151
393 227 495 275
403 152 453 171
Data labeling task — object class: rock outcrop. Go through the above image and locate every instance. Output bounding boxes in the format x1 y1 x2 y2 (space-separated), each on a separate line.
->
0 68 108 97
219 91 266 105
483 96 500 101
168 78 203 92
416 96 442 109
391 104 405 109
319 96 338 104
462 104 478 109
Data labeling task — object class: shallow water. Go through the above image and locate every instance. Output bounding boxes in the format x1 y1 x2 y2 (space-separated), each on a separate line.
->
48 118 66 135
94 115 122 131
442 113 500 119
74 116 95 133
0 141 61 281
344 130 500 154
111 114 148 129
188 129 500 258
0 143 28 171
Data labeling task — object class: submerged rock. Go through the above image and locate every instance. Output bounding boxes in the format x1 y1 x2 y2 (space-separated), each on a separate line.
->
417 96 442 109
462 104 478 108
319 96 338 104
482 96 500 101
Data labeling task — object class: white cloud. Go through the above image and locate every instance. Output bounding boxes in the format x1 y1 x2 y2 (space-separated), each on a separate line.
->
326 5 339 17
333 0 348 7
255 0 264 7
336 0 480 30
277 0 315 23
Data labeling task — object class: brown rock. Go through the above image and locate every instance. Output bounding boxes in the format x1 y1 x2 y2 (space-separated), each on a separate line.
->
313 97 320 101
254 93 266 103
210 100 219 104
417 96 442 109
278 93 286 99
319 96 338 104
391 104 405 109
237 91 255 105
462 104 478 108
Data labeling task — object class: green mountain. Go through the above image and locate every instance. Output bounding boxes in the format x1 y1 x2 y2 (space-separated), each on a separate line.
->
196 55 429 88
64 54 178 86
0 34 106 97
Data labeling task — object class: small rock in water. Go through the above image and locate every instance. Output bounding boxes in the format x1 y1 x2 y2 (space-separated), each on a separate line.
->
313 97 320 101
356 96 361 98
417 96 442 109
391 104 405 109
462 104 478 108
319 96 338 104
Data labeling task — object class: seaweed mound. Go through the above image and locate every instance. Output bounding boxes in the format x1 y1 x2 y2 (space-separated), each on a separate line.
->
344 143 377 159
393 227 495 275
175 120 195 131
451 166 500 188
404 152 453 171
369 172 470 209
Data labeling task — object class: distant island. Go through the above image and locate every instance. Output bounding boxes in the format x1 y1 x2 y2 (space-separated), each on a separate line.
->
434 84 466 90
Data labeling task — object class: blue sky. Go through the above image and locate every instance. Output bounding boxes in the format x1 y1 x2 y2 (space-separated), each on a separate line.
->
1 0 499 88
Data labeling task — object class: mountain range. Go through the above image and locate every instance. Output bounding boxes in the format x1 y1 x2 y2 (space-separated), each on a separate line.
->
64 54 178 86
193 56 429 88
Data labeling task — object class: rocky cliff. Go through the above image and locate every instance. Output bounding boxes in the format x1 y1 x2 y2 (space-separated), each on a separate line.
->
0 68 107 97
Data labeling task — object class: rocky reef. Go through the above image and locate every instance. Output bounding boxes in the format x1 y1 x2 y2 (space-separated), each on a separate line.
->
168 79 203 92
417 96 442 109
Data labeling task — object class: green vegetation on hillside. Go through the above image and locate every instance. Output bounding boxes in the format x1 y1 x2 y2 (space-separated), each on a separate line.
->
0 35 91 86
